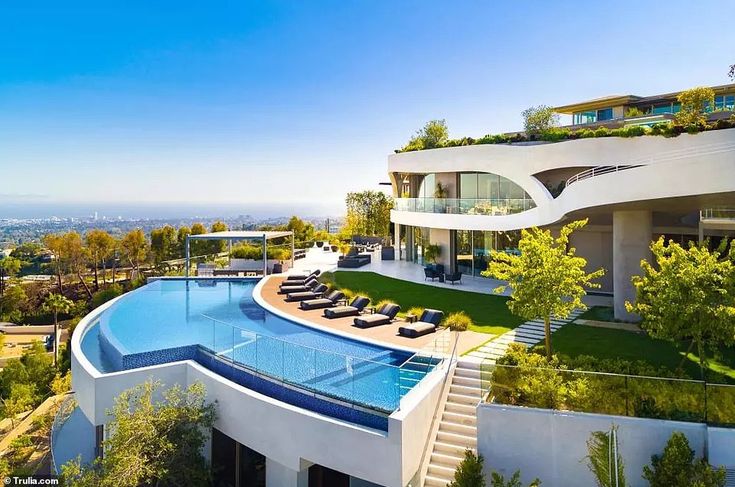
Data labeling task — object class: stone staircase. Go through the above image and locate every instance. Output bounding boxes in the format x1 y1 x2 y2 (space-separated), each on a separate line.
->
424 359 484 486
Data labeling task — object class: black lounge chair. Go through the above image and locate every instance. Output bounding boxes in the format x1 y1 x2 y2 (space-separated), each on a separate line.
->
286 284 328 302
323 296 371 319
424 264 444 281
399 309 444 338
445 271 462 285
300 290 345 310
285 269 320 281
279 278 318 294
353 303 401 329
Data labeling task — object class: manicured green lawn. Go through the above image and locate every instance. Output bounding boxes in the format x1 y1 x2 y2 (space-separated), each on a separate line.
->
550 324 735 383
324 271 523 334
577 305 615 322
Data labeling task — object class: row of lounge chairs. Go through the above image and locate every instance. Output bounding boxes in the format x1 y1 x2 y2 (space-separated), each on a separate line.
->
278 274 444 338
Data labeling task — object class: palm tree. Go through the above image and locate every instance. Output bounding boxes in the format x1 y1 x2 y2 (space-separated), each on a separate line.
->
43 293 73 367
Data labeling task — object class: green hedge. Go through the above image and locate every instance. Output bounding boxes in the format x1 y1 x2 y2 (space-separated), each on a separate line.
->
395 117 735 153
230 245 291 260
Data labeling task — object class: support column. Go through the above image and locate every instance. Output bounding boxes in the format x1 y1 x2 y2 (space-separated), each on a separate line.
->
262 235 268 276
394 222 401 260
265 458 309 487
613 210 652 321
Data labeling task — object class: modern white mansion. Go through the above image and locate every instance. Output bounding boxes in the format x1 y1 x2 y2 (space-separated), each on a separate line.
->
55 84 735 487
389 83 735 320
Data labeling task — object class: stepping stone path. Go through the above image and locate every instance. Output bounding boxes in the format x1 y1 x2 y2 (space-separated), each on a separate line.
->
465 309 584 363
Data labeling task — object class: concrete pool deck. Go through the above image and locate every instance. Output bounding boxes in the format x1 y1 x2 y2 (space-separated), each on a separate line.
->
260 276 491 355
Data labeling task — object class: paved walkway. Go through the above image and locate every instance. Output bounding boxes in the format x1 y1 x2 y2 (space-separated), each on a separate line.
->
464 309 584 362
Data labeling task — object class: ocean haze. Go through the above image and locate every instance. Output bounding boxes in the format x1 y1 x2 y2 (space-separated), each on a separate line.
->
0 200 344 220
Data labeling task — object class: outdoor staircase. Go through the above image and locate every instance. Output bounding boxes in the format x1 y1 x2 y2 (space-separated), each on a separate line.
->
424 359 484 486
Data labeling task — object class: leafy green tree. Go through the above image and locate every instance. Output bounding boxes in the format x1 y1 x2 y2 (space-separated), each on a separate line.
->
61 380 217 487
643 432 725 487
586 427 626 487
402 119 449 151
63 231 93 299
91 283 123 309
208 221 228 254
1 383 36 428
189 222 207 256
119 229 148 276
521 105 559 135
43 293 73 367
483 219 604 360
344 191 394 237
150 225 177 265
626 238 735 379
42 233 67 294
0 285 27 323
287 216 315 244
729 64 734 80
675 86 716 126
449 449 486 487
0 256 21 296
86 229 116 289
176 226 191 257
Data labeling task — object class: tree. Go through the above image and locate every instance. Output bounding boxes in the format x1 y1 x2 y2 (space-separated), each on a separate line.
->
1 383 35 428
490 470 541 487
43 293 73 367
208 221 228 254
189 223 207 256
63 232 93 299
675 86 716 126
626 238 735 379
729 64 734 80
586 427 626 487
0 285 27 323
482 219 604 360
61 380 217 487
42 233 66 294
344 191 394 237
86 230 116 290
119 229 148 276
449 449 486 487
150 225 177 265
402 119 449 151
642 432 725 487
176 226 191 258
0 256 21 296
521 105 559 135
286 216 314 244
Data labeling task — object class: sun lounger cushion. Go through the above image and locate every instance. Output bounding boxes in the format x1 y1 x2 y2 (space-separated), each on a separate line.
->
300 291 345 310
419 309 444 326
323 296 370 319
286 270 320 281
352 303 400 328
279 279 318 294
286 284 328 302
398 321 437 338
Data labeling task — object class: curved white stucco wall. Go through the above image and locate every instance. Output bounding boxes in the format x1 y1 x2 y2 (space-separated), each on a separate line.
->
390 128 735 231
70 283 446 487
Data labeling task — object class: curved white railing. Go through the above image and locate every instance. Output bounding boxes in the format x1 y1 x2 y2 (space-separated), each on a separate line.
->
566 141 735 187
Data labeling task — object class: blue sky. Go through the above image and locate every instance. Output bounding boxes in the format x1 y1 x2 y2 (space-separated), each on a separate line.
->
0 1 733 216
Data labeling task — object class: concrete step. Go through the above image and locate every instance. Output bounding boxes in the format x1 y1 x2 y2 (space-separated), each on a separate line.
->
428 463 456 480
440 420 477 436
424 473 451 486
430 451 464 468
452 375 482 388
437 430 477 447
442 410 477 426
493 335 540 345
456 360 481 370
445 401 477 415
454 366 482 379
447 392 481 406
434 440 473 457
449 384 483 397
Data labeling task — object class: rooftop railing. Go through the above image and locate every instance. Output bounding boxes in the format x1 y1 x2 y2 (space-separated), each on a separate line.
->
566 141 735 188
393 197 536 216
200 314 448 414
700 208 735 221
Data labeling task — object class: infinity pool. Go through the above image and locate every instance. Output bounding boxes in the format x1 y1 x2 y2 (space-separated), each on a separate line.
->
81 279 435 416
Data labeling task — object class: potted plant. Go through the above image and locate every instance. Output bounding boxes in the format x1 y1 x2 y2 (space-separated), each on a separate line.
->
424 244 441 265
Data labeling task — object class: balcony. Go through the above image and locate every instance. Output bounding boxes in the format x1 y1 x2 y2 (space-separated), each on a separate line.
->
394 197 536 216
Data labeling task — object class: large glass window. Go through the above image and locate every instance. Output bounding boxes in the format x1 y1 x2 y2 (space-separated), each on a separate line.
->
456 230 473 275
597 108 613 121
417 173 436 198
455 230 522 277
460 173 478 199
412 226 431 265
715 95 735 111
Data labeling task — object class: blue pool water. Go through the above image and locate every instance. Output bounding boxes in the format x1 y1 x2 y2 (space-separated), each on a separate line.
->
81 279 434 416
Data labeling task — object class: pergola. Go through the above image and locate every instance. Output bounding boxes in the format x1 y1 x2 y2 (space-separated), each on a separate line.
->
185 230 294 277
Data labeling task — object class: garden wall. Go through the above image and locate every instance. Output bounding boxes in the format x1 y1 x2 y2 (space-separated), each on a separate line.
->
477 403 735 487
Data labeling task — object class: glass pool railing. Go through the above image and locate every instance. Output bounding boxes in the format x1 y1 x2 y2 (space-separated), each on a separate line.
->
393 198 535 216
200 315 448 414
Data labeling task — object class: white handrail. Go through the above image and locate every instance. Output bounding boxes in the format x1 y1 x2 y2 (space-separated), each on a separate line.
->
566 141 735 187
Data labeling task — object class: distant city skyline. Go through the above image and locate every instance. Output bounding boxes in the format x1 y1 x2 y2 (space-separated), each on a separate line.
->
1 1 733 214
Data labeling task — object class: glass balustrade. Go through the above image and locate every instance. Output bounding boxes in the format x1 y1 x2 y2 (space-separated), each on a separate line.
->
393 198 535 215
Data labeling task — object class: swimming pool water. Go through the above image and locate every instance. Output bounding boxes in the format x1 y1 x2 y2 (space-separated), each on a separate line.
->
81 279 435 414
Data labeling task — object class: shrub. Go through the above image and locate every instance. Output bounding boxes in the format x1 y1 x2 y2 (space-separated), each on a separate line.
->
675 86 716 126
616 125 648 138
522 105 559 136
586 427 626 487
490 470 541 487
406 306 425 318
449 449 486 487
340 288 356 300
423 244 441 264
91 284 123 309
642 432 725 487
443 311 473 331
374 299 397 311
539 128 570 142
578 128 596 138
593 127 611 138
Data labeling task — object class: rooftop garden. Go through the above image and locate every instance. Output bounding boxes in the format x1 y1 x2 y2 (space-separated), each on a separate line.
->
396 87 735 153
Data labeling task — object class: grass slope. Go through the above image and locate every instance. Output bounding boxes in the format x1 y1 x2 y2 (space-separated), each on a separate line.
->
551 325 735 383
325 271 523 334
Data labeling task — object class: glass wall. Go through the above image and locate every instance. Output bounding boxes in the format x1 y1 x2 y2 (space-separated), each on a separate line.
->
572 107 614 124
715 95 735 111
409 226 431 265
459 172 532 201
455 229 522 277
417 173 436 198
211 428 266 487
